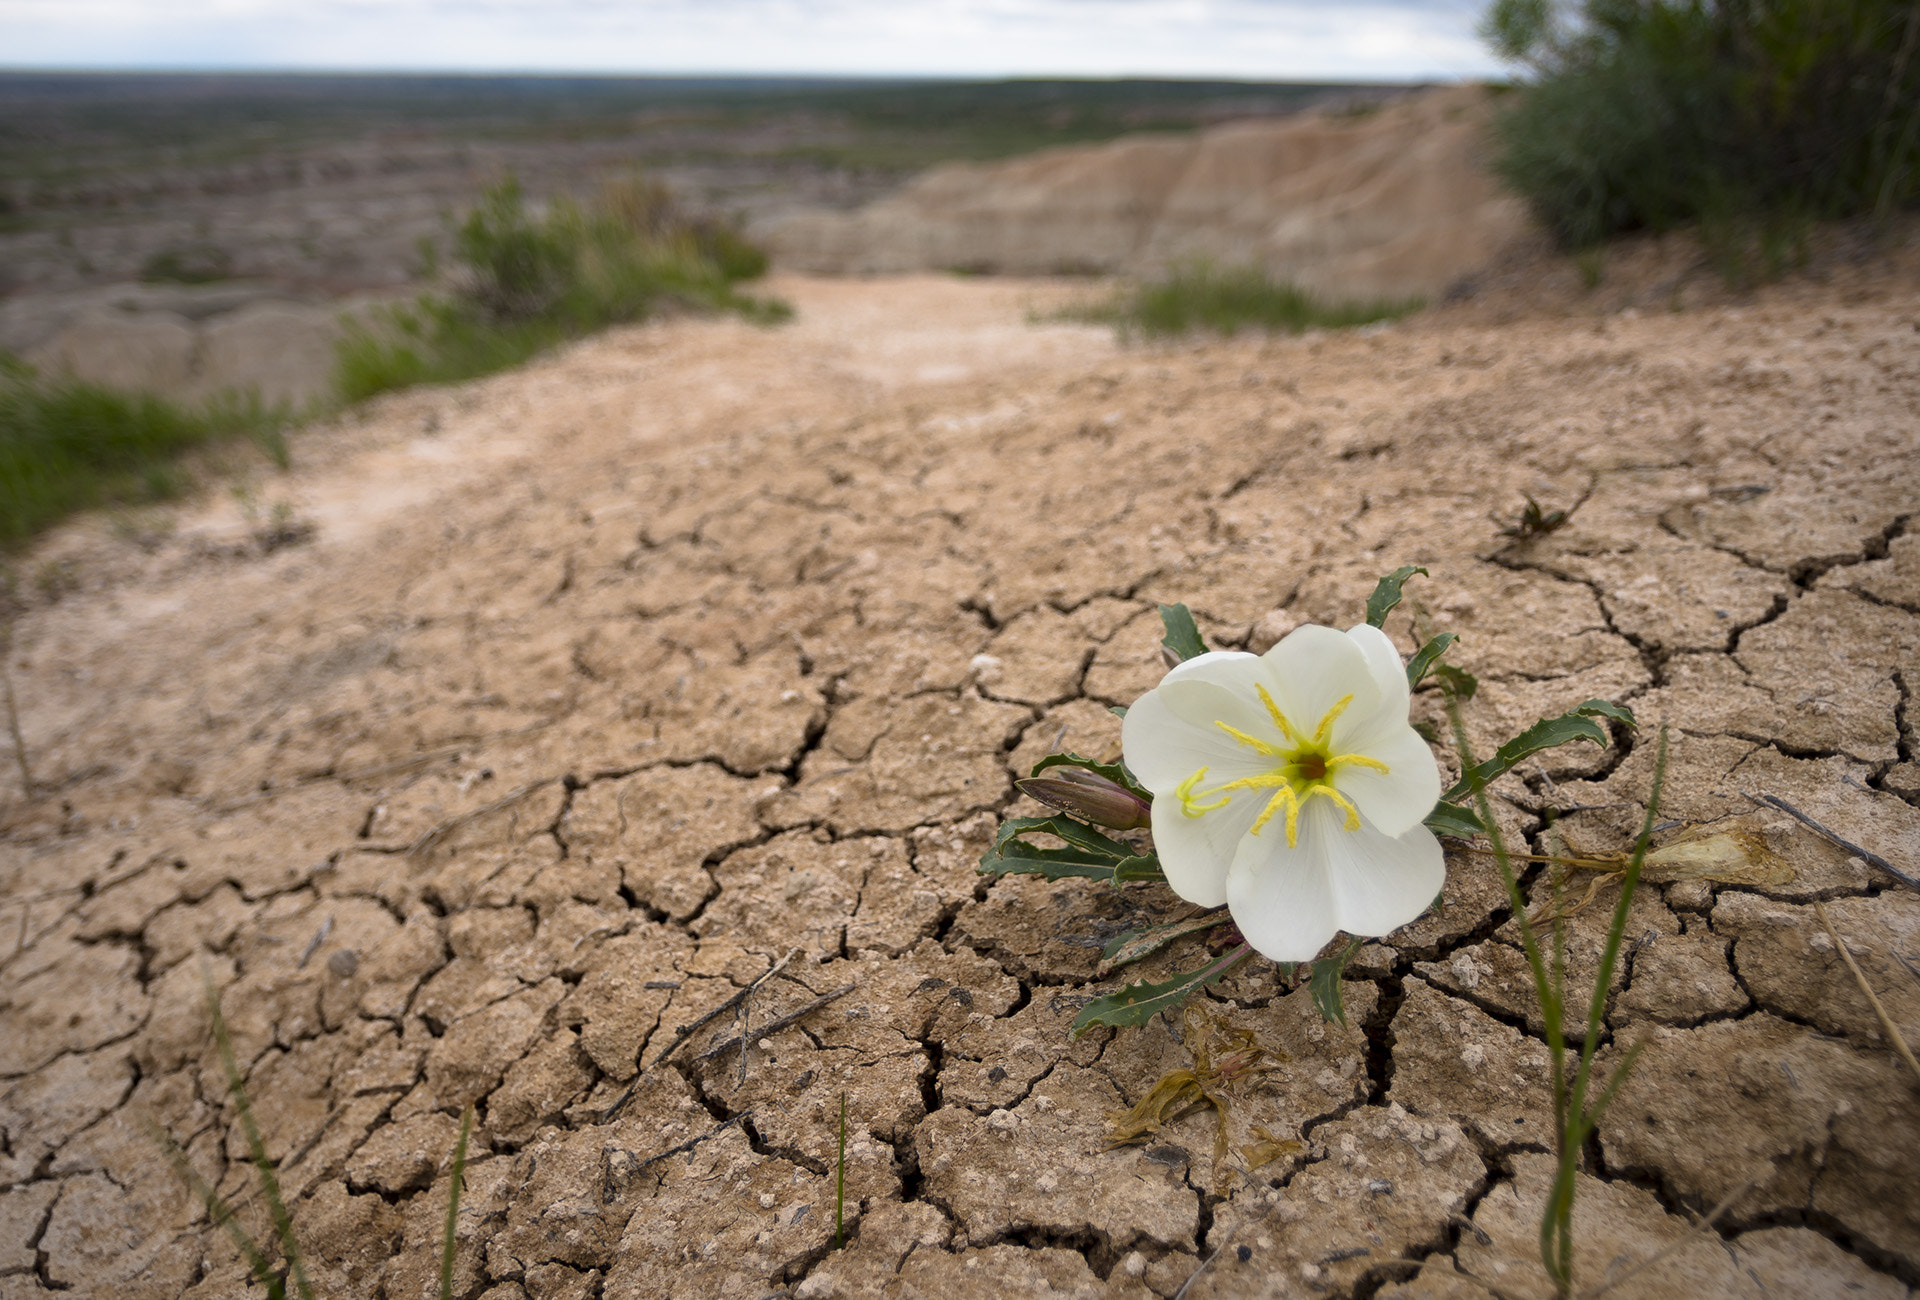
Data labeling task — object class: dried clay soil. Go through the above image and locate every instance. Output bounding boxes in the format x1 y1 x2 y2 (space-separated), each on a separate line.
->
3 261 1919 1300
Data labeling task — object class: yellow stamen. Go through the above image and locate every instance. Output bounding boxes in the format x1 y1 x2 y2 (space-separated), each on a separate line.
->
1215 720 1285 757
1310 693 1354 748
1176 767 1230 818
1254 683 1303 747
1326 753 1390 776
1181 689 1392 847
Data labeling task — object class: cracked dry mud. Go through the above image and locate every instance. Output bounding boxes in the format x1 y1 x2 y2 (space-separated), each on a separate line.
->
2 267 1918 1300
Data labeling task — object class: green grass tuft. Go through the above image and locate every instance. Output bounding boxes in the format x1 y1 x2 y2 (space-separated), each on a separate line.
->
1067 264 1421 339
335 174 789 404
0 356 291 548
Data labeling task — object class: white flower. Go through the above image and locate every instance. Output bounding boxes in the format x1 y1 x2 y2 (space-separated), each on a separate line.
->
1120 623 1444 962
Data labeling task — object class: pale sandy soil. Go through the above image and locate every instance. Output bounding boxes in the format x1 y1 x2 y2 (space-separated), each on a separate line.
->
1 267 1918 1300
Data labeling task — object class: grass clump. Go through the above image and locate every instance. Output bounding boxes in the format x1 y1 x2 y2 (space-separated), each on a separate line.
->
0 355 289 548
1484 0 1920 267
1070 264 1421 338
336 175 786 403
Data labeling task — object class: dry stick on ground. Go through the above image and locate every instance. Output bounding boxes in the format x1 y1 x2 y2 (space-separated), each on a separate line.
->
1 622 33 799
1575 1173 1765 1300
601 948 804 1122
1744 791 1920 893
408 778 558 857
1813 898 1920 1087
692 983 857 1066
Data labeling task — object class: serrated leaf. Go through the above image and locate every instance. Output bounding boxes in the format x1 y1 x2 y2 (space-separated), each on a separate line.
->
978 815 1136 881
1443 699 1636 802
1098 910 1232 972
1573 698 1637 728
1112 854 1168 884
1405 632 1457 689
1432 662 1479 700
1072 945 1253 1034
1365 565 1428 628
1158 603 1208 663
1030 751 1151 802
1423 800 1486 838
1308 938 1364 1025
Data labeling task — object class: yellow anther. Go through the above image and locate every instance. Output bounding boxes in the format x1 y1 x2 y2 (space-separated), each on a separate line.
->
1326 753 1390 776
1176 768 1230 818
1255 684 1303 747
1197 689 1391 844
1309 693 1355 748
1216 720 1285 757
1319 786 1364 832
1247 784 1299 841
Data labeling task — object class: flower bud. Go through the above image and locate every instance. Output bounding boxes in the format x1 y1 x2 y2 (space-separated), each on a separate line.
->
1017 766 1152 829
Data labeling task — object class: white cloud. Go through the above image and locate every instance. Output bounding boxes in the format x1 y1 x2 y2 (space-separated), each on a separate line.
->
0 0 1502 79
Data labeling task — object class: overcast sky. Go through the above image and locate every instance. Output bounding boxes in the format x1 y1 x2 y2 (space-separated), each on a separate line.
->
0 0 1502 80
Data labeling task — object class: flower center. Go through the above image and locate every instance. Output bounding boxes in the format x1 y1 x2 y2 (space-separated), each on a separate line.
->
1174 686 1390 848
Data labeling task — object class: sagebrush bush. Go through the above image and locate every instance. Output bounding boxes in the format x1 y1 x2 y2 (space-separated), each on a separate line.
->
340 175 786 402
1485 0 1920 251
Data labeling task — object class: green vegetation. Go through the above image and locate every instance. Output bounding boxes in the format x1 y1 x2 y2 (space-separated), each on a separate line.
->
140 242 234 284
1484 0 1920 263
1067 264 1421 338
0 356 288 548
150 980 472 1300
335 176 786 404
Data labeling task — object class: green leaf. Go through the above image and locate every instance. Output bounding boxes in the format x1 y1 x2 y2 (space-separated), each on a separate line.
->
1158 603 1208 662
1423 800 1486 839
1112 854 1168 884
1030 751 1151 802
1405 632 1457 688
1443 699 1637 802
1572 698 1637 728
1365 565 1428 628
1308 938 1364 1025
1109 704 1129 720
1072 945 1254 1034
1432 663 1479 701
979 815 1136 881
1098 910 1233 972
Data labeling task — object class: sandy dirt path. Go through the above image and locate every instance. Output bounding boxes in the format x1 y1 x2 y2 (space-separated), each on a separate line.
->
2 270 1918 1300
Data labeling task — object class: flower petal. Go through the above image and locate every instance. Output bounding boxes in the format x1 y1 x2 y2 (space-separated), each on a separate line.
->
1223 823 1339 963
1122 668 1278 794
1147 780 1265 908
1255 624 1383 745
1334 722 1442 838
1345 622 1411 712
1226 799 1445 961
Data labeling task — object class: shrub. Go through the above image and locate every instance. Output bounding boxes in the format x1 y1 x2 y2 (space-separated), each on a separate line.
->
338 175 787 403
1485 0 1920 251
1069 264 1422 338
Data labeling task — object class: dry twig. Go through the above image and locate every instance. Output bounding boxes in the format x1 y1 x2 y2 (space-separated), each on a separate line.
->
1745 791 1920 893
1813 899 1920 1087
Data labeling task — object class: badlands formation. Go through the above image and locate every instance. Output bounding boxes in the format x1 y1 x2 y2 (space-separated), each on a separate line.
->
761 87 1526 298
2 93 1919 1300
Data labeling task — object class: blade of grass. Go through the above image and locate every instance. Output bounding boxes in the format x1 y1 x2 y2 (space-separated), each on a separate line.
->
1441 688 1571 1294
439 1104 475 1300
1551 729 1667 1287
148 1121 284 1300
834 1092 848 1250
204 974 314 1300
